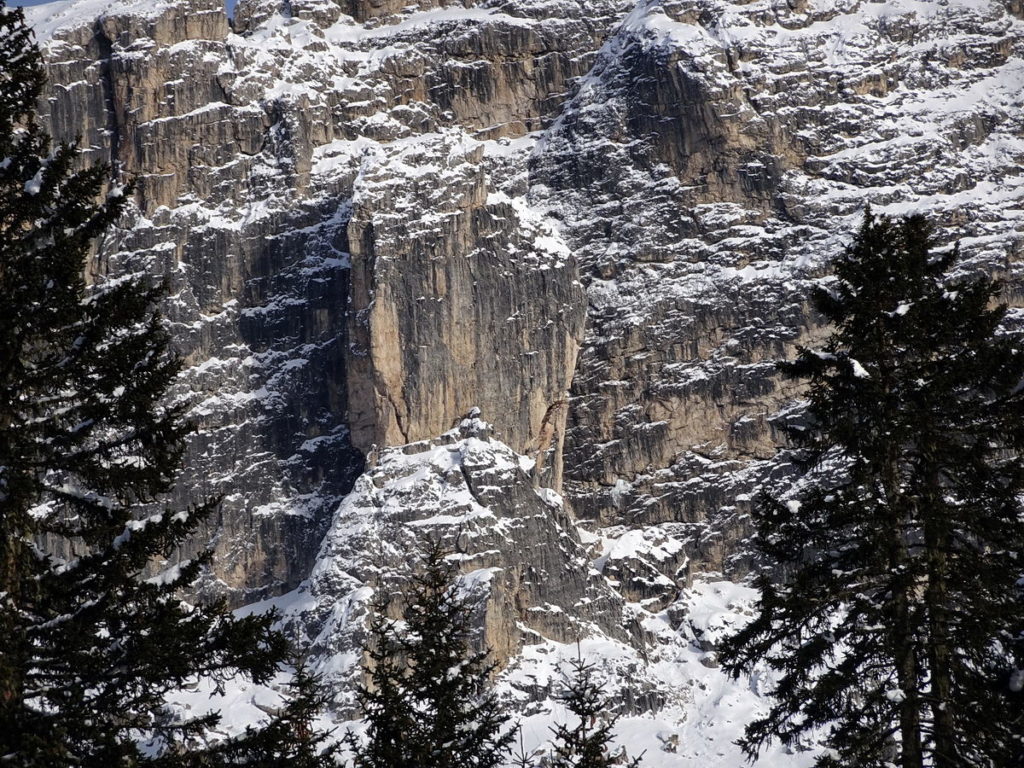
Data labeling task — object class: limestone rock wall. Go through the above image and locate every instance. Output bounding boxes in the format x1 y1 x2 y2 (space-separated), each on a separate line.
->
344 135 585 485
27 0 1024 645
30 0 620 598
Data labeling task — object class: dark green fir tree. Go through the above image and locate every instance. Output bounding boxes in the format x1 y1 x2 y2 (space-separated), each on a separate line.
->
345 583 418 768
0 4 302 765
349 538 514 768
547 652 642 768
720 211 1024 768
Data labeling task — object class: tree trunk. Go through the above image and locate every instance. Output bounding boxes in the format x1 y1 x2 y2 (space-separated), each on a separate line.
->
924 469 955 767
883 442 924 768
895 590 924 768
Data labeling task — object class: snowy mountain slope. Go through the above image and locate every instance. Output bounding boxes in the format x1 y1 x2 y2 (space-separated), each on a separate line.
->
193 418 819 765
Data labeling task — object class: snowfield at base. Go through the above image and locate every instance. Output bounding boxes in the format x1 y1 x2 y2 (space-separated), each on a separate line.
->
175 584 817 766
504 597 818 767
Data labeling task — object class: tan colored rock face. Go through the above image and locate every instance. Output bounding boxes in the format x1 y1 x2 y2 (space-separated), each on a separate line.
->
21 0 1024 741
344 136 585 483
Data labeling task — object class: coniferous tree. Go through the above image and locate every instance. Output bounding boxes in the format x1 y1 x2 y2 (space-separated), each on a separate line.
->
349 538 514 768
216 659 341 767
509 727 539 768
0 5 295 764
720 211 1024 767
345 583 418 768
547 653 642 768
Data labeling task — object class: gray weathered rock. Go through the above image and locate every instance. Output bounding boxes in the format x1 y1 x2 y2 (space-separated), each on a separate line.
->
24 0 1024 748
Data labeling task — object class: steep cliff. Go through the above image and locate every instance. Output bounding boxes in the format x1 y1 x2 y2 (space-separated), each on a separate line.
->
31 0 613 598
24 0 1024 760
535 0 1024 572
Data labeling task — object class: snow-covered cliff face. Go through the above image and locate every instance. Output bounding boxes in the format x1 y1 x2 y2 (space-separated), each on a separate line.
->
538 0 1024 559
30 0 612 598
24 0 1024 758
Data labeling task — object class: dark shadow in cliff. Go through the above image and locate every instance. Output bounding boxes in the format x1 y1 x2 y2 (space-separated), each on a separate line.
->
223 198 366 602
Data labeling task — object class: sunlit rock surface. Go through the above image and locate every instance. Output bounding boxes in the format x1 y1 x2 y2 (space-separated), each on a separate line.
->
26 0 1024 759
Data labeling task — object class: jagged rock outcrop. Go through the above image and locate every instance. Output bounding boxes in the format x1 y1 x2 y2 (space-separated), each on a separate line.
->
276 415 632 704
227 422 802 764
